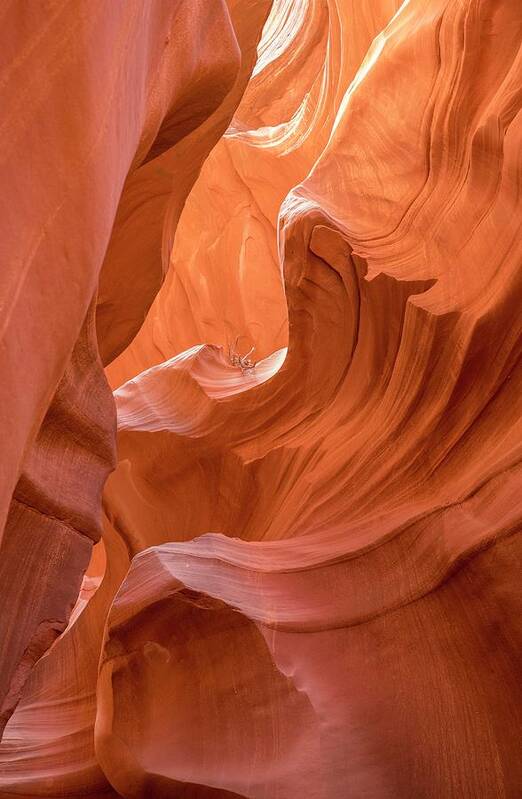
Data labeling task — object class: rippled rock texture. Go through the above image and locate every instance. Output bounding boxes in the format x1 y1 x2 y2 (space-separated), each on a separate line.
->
1 1 521 797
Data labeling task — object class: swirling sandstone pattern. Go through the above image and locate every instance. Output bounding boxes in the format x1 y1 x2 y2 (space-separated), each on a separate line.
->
0 1 521 797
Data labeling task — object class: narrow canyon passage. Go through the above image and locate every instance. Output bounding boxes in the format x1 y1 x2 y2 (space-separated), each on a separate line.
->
0 1 521 797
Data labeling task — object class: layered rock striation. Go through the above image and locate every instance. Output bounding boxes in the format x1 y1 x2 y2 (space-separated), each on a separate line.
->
0 1 521 797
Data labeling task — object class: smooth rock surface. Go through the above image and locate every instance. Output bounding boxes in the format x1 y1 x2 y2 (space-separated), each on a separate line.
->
1 1 521 797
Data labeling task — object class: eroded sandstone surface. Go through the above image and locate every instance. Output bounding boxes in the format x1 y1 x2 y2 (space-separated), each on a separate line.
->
0 1 521 797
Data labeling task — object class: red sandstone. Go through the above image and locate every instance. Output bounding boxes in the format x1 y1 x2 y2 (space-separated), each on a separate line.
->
0 2 521 797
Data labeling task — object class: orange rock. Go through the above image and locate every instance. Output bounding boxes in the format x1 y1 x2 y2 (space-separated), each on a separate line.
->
1 1 521 797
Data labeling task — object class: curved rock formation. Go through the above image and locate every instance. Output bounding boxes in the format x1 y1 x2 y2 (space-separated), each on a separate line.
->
1 0 521 797
0 0 269 750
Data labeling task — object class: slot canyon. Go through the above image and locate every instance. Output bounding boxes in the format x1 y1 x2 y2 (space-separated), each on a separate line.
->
0 1 521 797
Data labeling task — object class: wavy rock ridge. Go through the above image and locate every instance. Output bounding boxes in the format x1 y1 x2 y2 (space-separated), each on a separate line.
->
0 1 521 797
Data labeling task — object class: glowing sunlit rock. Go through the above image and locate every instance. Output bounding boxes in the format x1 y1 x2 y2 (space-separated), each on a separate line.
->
1 1 521 797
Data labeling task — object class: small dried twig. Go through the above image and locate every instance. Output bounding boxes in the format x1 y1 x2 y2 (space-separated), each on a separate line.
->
228 336 257 375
